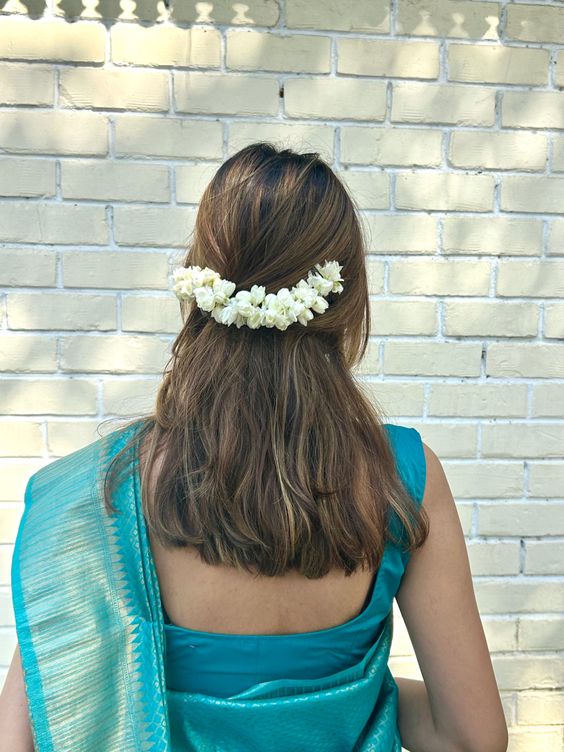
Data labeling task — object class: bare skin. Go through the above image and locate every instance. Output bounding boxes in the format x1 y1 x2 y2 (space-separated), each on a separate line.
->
143 437 379 635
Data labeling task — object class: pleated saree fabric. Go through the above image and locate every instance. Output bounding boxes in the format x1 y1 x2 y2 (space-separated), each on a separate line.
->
11 419 425 751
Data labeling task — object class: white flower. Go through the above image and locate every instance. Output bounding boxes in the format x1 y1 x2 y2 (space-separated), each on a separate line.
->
316 260 343 283
172 261 344 330
249 284 266 306
311 295 329 314
193 285 217 312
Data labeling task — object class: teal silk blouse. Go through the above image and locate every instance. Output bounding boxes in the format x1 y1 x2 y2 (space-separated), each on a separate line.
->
161 423 426 698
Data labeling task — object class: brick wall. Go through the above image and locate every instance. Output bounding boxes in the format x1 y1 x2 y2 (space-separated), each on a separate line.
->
1 1 563 748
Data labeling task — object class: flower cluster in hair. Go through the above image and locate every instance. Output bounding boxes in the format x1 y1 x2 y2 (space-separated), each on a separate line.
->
171 260 344 331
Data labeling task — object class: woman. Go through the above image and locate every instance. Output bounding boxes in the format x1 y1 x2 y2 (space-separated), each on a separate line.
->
2 143 508 751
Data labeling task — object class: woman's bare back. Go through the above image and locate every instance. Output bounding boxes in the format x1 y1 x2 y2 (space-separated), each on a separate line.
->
141 439 378 636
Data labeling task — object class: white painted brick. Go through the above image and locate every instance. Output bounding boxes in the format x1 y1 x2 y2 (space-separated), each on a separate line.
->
369 300 437 335
553 136 564 172
0 158 56 198
7 292 117 330
482 424 564 459
115 115 222 159
477 582 564 615
361 382 425 417
415 421 477 457
60 335 170 373
396 171 494 211
61 160 170 202
501 176 564 214
46 420 106 456
63 251 169 289
285 77 387 120
549 221 564 257
0 336 56 371
336 169 389 210
366 260 385 294
354 340 380 375
0 248 56 286
175 162 221 204
493 653 564 688
479 503 564 535
0 18 105 62
487 344 564 378
0 111 107 155
0 591 14 625
102 378 160 416
532 385 564 418
506 3 564 44
457 503 473 535
517 692 564 726
389 259 491 295
429 384 528 418
519 617 564 651
365 215 437 253
111 24 221 67
113 206 196 248
337 39 439 79
397 0 500 40
444 461 523 499
0 63 53 105
497 261 564 297
0 203 107 244
0 504 21 544
384 342 482 377
443 301 538 337
227 30 330 73
0 421 42 456
228 121 335 162
448 44 549 86
557 50 564 89
467 541 521 576
482 617 518 652
0 546 13 585
122 295 181 333
528 464 564 498
503 91 564 130
2 461 48 503
524 542 564 576
392 82 495 125
286 0 390 33
0 379 97 415
442 216 543 256
449 131 547 171
341 127 442 167
172 0 279 26
60 67 169 112
544 304 564 340
174 72 279 116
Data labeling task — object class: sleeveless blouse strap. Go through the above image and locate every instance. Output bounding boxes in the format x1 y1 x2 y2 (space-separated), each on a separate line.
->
383 424 427 569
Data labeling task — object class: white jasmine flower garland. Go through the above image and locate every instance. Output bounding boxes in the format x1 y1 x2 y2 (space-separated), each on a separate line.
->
171 260 344 331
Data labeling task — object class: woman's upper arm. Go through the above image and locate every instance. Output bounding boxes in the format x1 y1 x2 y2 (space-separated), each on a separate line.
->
0 644 35 752
395 442 508 752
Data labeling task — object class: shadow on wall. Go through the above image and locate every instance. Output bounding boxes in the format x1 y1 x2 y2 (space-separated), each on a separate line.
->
0 0 275 25
0 1 499 37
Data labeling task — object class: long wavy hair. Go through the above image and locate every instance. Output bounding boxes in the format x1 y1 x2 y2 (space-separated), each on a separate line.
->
101 142 429 579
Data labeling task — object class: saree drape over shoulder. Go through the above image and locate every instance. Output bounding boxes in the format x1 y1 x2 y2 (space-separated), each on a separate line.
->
11 421 425 751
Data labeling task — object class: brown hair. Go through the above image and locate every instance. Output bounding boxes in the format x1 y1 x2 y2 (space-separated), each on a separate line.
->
101 142 429 579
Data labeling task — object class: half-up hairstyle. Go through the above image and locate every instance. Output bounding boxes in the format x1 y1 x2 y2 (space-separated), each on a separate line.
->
101 142 429 579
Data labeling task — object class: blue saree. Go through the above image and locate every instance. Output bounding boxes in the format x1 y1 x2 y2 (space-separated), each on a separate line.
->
11 420 412 751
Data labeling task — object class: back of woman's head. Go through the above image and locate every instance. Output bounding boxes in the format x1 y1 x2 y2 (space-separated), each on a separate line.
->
104 142 429 578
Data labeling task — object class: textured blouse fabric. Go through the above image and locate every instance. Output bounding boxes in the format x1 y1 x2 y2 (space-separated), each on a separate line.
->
162 423 426 698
